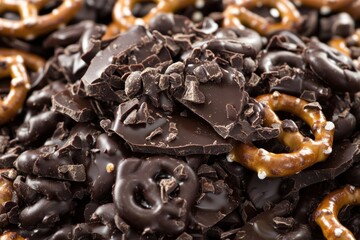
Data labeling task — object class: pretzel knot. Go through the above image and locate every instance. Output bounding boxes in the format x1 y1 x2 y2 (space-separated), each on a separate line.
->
104 0 196 39
0 0 83 40
223 0 302 36
228 92 334 178
329 30 360 56
0 49 45 125
314 185 360 240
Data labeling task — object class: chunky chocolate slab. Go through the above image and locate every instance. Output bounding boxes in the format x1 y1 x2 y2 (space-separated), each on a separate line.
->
110 97 232 156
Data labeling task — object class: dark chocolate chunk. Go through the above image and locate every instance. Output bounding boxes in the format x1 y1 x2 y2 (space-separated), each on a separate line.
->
52 89 94 122
111 97 232 156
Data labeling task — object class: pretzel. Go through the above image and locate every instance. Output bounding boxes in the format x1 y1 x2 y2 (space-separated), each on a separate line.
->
314 185 360 240
0 232 25 240
294 0 353 11
0 169 13 207
103 0 196 39
0 0 83 40
228 92 334 178
329 30 360 57
0 49 45 125
223 0 302 36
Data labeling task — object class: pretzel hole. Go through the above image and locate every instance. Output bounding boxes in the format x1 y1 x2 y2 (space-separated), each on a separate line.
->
252 6 281 23
132 1 157 18
276 111 314 139
0 77 12 96
253 139 290 153
133 186 152 209
38 0 62 16
0 11 21 20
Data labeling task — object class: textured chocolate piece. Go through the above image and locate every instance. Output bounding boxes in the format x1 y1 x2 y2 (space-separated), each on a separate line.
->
82 26 150 101
52 89 94 122
86 133 127 201
111 97 232 156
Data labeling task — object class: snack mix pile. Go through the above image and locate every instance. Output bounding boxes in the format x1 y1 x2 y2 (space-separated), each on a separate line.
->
0 0 360 239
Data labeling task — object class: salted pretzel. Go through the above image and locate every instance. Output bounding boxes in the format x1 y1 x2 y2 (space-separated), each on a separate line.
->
0 49 45 125
294 0 353 11
0 232 25 240
223 0 302 36
228 92 334 178
0 0 83 40
103 0 196 39
329 30 360 57
314 185 360 240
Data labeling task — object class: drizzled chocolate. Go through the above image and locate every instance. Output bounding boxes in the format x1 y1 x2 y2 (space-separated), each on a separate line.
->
0 0 358 239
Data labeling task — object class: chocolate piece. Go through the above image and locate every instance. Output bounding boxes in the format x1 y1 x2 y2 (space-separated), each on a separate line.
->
16 111 64 146
113 156 198 235
111 97 232 155
52 89 94 122
87 133 127 201
82 26 151 101
19 199 72 229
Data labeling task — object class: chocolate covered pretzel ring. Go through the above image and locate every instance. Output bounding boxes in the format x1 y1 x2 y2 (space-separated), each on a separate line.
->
314 185 360 240
228 92 334 178
0 49 45 125
103 0 196 39
0 0 83 40
295 0 353 11
223 0 302 36
113 156 198 235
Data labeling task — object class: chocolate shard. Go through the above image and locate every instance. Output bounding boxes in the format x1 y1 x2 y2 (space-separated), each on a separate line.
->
81 26 150 100
52 89 94 122
110 97 232 156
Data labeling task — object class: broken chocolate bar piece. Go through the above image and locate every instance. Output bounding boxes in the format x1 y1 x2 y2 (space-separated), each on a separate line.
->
110 97 232 156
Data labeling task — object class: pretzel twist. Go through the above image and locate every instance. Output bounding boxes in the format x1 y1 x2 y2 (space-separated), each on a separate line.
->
0 0 83 40
223 0 302 36
314 185 360 240
329 30 360 56
0 49 45 125
104 0 196 39
228 92 334 178
295 0 353 11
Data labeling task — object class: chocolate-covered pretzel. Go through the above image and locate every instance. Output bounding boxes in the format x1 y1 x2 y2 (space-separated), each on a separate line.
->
223 0 302 35
305 41 360 92
113 156 198 235
0 50 44 125
314 185 360 240
0 0 83 40
104 0 196 39
229 92 334 178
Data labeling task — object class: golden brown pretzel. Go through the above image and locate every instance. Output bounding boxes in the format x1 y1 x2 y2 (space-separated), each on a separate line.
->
228 92 334 178
314 185 360 240
0 232 25 240
103 0 196 39
223 0 302 36
0 49 45 125
329 30 360 56
0 0 83 40
295 0 353 11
